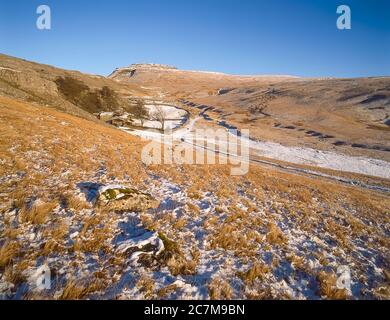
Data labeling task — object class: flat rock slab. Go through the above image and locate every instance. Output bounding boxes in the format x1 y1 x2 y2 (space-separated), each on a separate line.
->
98 185 159 212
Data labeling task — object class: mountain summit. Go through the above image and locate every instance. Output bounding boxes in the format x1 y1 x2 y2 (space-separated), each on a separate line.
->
108 63 178 79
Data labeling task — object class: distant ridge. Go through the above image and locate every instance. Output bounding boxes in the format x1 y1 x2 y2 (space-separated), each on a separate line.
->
108 63 299 79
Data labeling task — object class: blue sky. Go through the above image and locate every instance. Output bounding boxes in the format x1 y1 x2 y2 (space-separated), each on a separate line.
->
0 0 389 77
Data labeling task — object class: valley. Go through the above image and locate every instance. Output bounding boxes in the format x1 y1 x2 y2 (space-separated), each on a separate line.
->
0 54 389 300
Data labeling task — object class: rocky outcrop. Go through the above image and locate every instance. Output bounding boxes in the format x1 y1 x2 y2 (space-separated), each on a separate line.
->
128 63 177 70
97 185 159 212
108 63 178 79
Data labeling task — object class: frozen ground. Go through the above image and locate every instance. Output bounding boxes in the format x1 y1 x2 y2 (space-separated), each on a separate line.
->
0 97 388 300
249 139 390 179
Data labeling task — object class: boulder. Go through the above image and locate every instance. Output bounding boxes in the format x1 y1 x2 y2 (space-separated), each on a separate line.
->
98 112 115 121
97 185 159 212
116 231 164 264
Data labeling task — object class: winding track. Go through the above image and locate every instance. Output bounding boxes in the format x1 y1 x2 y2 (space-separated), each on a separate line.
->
125 106 390 194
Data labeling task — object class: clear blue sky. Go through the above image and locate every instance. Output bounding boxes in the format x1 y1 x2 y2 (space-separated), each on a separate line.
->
0 0 389 77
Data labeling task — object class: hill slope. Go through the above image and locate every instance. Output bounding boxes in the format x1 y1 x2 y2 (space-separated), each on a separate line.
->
0 94 389 299
0 55 389 300
0 54 150 121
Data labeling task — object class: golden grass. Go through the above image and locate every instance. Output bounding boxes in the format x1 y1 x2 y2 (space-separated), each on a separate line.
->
286 253 307 271
317 271 348 300
266 222 287 246
373 284 390 299
0 242 20 267
45 222 69 241
166 256 197 276
1 95 390 299
137 275 156 299
58 280 89 300
42 239 62 255
186 202 200 216
173 218 187 230
19 201 58 225
3 265 27 286
209 224 257 257
225 207 247 223
156 283 178 299
140 213 158 231
238 261 271 284
73 226 110 253
203 215 219 230
0 96 147 207
65 194 91 211
208 277 233 300
3 228 20 239
246 288 275 300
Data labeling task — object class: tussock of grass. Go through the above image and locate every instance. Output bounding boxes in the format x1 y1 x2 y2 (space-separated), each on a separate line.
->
238 262 271 284
73 227 110 253
158 232 180 259
136 275 155 299
286 253 307 271
140 213 158 231
3 265 27 286
158 233 197 276
186 202 200 216
173 218 187 230
317 271 348 300
156 283 178 299
3 228 20 239
19 201 58 225
209 224 258 258
59 280 89 300
208 277 233 300
0 242 20 267
64 194 90 211
42 239 63 255
266 222 287 246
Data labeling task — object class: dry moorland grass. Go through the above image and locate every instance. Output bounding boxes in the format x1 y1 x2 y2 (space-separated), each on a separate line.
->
0 95 389 299
208 277 233 300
